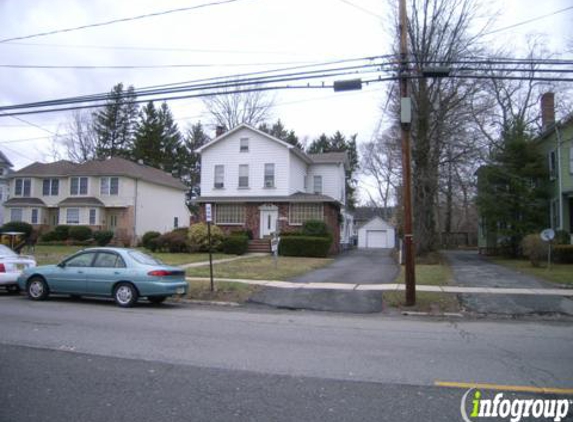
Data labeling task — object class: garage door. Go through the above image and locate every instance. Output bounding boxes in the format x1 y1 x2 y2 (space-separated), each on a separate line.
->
366 230 387 248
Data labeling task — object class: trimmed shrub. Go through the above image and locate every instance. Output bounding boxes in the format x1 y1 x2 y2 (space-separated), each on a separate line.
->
155 230 190 253
69 226 93 241
278 236 331 258
279 230 303 237
142 231 161 250
93 230 114 246
555 230 572 245
188 223 224 252
1 221 33 238
53 225 71 241
302 220 330 238
40 231 58 242
222 235 249 255
521 234 548 267
554 245 573 264
230 229 253 240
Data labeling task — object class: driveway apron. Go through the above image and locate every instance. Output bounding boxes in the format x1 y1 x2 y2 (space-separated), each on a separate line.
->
443 250 573 316
249 249 399 313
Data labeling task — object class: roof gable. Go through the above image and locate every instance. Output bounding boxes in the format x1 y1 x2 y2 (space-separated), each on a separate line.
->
359 216 394 231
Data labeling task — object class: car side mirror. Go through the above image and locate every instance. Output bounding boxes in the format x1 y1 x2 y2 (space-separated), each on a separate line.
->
57 262 66 268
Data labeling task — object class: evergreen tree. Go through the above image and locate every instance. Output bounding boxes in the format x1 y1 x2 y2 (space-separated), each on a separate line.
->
183 121 210 198
132 101 184 174
258 119 302 149
93 83 138 159
476 119 549 257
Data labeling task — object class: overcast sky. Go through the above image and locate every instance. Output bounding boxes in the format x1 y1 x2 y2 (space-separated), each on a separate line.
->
0 0 570 184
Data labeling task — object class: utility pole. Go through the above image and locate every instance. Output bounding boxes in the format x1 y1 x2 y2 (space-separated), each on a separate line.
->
399 0 416 305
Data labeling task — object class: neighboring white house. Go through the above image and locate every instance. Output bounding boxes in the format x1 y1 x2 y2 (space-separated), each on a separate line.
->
4 157 189 243
357 217 396 249
0 150 14 224
196 124 350 253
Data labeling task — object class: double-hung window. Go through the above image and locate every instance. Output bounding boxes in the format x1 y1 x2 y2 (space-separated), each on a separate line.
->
549 150 557 180
240 138 249 152
10 208 23 222
14 178 31 197
313 175 323 194
70 177 88 195
214 165 224 189
66 208 80 225
31 209 39 224
42 178 59 196
238 165 249 188
89 209 97 225
100 177 119 195
264 164 275 188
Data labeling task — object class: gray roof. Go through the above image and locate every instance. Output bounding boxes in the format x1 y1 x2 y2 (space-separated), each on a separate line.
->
10 157 186 190
308 152 348 166
58 197 105 207
3 197 46 207
195 192 339 204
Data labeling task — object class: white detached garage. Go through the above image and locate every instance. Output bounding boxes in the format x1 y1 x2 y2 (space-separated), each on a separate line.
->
357 217 396 249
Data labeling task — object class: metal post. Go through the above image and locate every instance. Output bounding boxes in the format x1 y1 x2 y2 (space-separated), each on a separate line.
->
207 221 214 292
399 0 416 305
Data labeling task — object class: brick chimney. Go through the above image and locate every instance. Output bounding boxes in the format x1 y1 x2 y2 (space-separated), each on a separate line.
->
541 92 555 131
215 125 226 137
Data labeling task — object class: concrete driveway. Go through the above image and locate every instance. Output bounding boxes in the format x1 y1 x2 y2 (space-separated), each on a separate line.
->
443 250 573 316
250 249 398 313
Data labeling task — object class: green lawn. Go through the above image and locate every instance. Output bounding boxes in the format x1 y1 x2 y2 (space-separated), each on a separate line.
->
32 244 232 267
491 258 573 286
186 256 334 280
383 258 460 313
185 279 260 303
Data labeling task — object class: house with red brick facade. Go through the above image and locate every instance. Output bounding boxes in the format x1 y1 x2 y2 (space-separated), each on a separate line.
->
195 124 350 254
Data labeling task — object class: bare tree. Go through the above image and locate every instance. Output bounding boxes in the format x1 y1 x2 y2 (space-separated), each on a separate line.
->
384 0 493 254
55 110 97 163
360 127 401 218
202 82 275 130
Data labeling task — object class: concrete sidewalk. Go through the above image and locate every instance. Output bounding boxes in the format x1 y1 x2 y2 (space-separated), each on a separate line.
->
185 277 573 296
179 253 266 269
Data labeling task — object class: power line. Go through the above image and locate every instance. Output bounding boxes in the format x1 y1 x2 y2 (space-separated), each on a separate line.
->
0 0 249 44
0 61 315 70
335 0 384 19
484 6 573 36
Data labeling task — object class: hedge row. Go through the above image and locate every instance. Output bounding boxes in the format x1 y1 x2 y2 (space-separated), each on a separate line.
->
278 236 331 258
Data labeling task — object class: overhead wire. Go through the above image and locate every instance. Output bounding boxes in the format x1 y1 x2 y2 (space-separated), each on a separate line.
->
0 0 249 44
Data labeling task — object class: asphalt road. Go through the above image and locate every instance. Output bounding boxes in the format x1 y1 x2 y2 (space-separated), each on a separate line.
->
250 249 398 313
444 250 573 316
1 295 573 421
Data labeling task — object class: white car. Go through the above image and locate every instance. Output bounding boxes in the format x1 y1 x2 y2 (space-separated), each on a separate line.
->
0 244 36 293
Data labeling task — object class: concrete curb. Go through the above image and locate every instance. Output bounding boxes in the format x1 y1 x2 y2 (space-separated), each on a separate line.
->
179 253 267 269
185 277 573 296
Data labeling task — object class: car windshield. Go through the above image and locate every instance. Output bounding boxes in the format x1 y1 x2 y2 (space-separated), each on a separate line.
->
128 250 164 266
0 244 17 257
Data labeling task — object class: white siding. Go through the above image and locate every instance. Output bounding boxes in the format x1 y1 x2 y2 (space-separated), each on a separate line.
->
357 217 395 248
289 154 308 194
135 180 189 235
201 127 291 197
307 163 345 204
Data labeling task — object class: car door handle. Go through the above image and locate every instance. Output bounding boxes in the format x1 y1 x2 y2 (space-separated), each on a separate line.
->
77 271 84 274
114 271 120 275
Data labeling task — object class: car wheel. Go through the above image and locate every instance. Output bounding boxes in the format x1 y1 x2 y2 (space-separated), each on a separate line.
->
27 277 49 301
148 296 167 305
113 283 138 308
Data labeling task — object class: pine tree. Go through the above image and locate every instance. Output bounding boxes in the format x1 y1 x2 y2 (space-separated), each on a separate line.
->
477 119 549 256
258 119 303 149
183 122 210 198
93 83 138 159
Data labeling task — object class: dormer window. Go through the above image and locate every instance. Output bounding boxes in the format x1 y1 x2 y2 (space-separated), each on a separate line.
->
240 138 249 152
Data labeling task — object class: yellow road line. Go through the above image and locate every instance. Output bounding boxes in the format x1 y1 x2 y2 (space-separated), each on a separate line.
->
435 381 573 395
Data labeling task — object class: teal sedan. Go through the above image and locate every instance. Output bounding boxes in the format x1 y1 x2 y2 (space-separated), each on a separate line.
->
17 247 188 307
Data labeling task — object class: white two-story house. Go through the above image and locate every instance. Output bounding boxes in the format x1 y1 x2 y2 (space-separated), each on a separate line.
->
4 157 189 244
0 150 14 224
196 124 350 253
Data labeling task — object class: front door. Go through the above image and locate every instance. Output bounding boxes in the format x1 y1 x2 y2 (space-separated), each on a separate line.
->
260 209 278 238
